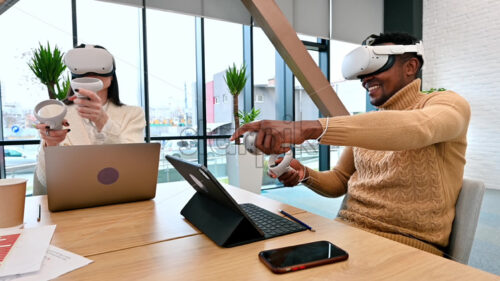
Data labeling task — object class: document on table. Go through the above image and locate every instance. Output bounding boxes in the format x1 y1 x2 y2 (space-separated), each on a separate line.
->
0 225 55 278
0 245 93 281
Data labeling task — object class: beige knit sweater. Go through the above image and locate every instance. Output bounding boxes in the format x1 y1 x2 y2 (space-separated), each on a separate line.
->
304 79 471 248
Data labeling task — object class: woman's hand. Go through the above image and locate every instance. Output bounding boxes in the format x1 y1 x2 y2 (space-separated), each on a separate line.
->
36 120 70 147
69 88 109 131
230 120 323 155
269 157 308 187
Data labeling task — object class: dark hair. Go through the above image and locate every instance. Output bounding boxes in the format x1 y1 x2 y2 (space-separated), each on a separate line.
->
363 32 424 73
64 44 123 106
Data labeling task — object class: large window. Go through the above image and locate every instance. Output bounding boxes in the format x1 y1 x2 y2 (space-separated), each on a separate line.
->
294 51 320 171
146 10 197 139
204 19 243 137
158 139 199 183
0 0 72 194
330 39 366 114
329 39 367 168
253 27 276 121
0 1 341 193
76 0 142 107
204 19 243 181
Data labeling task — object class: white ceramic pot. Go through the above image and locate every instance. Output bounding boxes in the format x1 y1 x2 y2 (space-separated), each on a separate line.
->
226 143 264 194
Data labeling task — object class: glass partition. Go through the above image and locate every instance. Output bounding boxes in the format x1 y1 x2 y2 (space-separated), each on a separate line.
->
204 19 243 136
147 10 197 137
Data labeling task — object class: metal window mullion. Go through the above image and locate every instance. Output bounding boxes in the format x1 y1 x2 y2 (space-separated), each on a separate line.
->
195 17 207 167
141 1 151 143
275 51 294 162
71 0 77 47
243 23 253 113
275 53 294 122
318 38 330 171
0 84 4 178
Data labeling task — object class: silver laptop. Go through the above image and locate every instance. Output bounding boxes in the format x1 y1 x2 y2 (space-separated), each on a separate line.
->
45 143 160 212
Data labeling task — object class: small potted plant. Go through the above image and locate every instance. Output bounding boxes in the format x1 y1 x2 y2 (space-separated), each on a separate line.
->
224 63 247 144
225 64 264 194
28 42 70 100
238 107 261 126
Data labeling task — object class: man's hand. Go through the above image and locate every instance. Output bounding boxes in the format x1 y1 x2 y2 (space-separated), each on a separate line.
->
269 157 307 187
230 120 323 155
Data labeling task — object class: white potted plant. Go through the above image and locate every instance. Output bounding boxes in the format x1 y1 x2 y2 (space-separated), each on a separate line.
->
225 64 264 194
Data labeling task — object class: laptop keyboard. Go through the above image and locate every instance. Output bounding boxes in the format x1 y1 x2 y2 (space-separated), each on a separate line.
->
239 203 307 238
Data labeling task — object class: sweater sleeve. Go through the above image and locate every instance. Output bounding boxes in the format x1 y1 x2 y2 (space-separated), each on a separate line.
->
98 106 146 144
302 146 355 197
318 92 471 151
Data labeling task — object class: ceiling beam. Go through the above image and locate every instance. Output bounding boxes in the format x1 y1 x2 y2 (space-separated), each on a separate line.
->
0 0 19 16
241 0 349 117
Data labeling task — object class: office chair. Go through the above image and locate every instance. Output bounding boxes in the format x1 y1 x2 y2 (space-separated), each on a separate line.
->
336 178 485 265
32 170 47 195
445 178 485 264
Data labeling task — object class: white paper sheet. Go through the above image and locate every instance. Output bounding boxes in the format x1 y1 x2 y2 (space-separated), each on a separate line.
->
0 225 56 278
0 245 93 281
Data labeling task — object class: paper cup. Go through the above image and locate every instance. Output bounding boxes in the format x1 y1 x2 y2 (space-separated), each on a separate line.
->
0 178 27 228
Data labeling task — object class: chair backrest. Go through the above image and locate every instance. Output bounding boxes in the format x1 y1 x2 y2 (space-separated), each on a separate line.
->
445 178 485 264
336 178 485 265
337 194 348 217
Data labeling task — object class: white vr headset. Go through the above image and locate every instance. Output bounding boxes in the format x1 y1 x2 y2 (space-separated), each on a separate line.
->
64 44 115 78
341 41 424 80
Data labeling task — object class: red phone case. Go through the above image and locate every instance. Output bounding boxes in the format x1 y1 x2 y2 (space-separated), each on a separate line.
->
258 241 349 274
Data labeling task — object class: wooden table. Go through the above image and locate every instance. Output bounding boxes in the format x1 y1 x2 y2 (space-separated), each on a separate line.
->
24 182 499 280
23 182 304 256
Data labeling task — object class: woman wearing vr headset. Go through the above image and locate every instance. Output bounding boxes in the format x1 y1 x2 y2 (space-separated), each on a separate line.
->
33 44 146 195
231 32 471 256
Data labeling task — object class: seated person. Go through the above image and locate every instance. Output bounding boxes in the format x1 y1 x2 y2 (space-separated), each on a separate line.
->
33 44 145 195
231 33 471 256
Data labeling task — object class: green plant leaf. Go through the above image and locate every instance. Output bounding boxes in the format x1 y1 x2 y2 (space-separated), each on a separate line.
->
55 76 70 100
224 63 247 97
421 87 446 94
238 107 261 125
27 42 68 100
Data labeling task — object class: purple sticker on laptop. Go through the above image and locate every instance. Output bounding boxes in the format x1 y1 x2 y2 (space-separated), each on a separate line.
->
97 167 119 185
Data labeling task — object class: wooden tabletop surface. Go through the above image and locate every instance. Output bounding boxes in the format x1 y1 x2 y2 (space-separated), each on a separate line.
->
23 181 304 256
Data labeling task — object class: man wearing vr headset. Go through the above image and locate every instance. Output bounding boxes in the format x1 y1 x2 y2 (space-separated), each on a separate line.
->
231 33 471 256
33 44 146 195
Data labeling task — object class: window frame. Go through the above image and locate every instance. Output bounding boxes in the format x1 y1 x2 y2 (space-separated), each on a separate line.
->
0 2 331 186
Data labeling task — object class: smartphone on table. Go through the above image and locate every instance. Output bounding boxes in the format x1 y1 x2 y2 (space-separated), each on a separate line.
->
258 240 348 274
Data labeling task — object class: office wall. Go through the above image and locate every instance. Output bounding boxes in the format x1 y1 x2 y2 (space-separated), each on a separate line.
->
422 0 500 190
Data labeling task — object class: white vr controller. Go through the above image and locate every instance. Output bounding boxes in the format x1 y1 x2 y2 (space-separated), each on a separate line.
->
34 77 103 130
34 99 67 130
243 132 294 178
70 77 103 99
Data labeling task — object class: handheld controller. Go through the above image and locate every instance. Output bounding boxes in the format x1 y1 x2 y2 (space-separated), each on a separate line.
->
243 132 294 177
34 99 67 130
70 77 103 99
